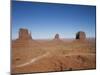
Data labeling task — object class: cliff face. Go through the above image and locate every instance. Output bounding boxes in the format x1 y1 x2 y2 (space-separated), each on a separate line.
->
12 28 33 48
76 31 86 40
17 28 32 41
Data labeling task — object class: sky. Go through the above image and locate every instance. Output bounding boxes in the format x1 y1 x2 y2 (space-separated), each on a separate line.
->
12 1 96 39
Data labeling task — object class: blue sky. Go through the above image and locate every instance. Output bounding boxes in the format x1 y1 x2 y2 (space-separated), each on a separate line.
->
12 1 96 39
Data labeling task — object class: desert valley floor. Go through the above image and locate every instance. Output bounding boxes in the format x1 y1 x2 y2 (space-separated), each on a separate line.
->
11 38 96 74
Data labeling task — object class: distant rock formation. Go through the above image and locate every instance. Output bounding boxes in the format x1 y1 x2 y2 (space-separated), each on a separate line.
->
76 31 86 40
54 34 60 40
17 28 32 41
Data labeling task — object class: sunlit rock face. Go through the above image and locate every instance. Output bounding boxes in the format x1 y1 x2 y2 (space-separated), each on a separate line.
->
12 28 33 48
76 31 86 40
17 28 32 41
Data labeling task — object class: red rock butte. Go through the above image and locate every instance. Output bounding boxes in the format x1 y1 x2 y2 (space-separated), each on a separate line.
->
54 34 60 40
14 28 87 41
16 28 32 41
76 31 86 40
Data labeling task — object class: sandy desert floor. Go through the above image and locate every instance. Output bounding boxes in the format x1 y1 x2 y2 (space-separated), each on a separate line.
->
11 38 96 74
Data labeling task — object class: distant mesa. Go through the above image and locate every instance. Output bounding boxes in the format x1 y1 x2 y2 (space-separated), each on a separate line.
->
54 34 60 40
14 28 87 41
76 31 86 40
17 28 32 41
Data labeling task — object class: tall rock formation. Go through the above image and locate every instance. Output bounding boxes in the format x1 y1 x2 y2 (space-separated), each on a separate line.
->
54 34 60 40
76 31 86 40
17 28 32 41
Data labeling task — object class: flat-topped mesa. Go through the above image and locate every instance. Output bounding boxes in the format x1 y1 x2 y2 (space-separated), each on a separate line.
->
17 28 32 41
54 34 60 40
76 31 86 40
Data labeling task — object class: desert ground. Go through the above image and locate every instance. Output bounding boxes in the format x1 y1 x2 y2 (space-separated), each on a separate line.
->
11 38 96 74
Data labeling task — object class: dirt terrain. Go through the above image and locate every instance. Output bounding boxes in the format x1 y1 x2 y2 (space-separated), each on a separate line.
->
11 38 96 74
